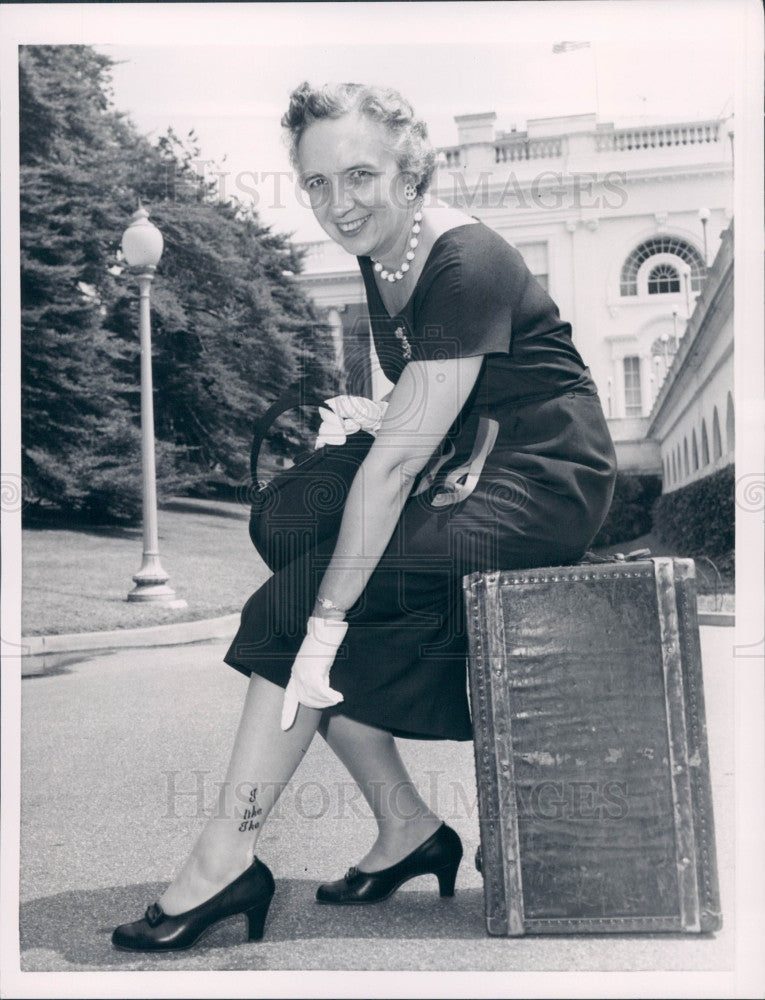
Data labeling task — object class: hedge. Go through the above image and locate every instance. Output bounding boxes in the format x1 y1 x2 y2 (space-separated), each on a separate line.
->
591 473 662 547
651 464 734 561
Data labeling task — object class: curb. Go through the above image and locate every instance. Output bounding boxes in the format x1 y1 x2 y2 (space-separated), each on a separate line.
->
697 612 735 627
21 608 735 678
21 613 240 677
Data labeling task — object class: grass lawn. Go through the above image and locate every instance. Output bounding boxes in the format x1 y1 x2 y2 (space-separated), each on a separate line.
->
21 503 733 637
22 499 271 636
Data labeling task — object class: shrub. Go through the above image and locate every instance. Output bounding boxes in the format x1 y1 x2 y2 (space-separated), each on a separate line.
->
651 464 734 561
591 473 662 547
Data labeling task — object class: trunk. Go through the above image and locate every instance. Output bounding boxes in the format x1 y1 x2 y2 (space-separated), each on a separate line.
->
464 556 721 935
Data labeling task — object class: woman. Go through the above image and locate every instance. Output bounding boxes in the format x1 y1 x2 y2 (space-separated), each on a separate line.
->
112 82 616 951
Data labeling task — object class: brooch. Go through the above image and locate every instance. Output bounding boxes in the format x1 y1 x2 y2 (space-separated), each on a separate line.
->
394 326 412 361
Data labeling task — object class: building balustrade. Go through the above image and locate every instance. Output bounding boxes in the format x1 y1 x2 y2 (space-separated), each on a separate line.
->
595 120 722 152
435 116 727 173
440 146 462 168
494 135 563 162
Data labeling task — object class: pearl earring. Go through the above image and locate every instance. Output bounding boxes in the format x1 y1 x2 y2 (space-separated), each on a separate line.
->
404 182 417 201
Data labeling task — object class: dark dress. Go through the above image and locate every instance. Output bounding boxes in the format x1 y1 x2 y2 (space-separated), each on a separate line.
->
224 222 617 741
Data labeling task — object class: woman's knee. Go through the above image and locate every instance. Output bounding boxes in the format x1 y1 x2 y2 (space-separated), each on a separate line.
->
321 710 396 749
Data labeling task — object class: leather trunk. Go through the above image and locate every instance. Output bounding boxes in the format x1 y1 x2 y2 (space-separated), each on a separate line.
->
463 557 721 935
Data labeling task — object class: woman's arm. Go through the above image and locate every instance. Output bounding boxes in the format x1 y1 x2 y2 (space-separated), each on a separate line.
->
312 355 484 618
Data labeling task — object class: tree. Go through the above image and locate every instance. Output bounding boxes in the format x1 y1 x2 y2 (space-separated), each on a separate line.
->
19 45 335 522
19 45 164 521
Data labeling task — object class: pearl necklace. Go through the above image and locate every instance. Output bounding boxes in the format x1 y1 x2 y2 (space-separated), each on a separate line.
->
372 210 422 283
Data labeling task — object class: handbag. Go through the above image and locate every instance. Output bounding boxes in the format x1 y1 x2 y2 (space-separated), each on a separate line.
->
248 383 501 573
247 384 375 572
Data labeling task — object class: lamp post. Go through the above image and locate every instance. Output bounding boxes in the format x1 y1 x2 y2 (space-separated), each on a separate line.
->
660 331 670 371
698 206 710 266
678 260 692 318
653 355 663 391
121 203 185 606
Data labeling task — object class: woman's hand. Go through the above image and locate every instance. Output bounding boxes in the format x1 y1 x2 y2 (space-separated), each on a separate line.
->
280 616 347 730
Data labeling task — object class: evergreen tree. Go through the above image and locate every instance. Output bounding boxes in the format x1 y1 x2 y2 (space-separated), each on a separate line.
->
19 45 162 521
19 45 336 522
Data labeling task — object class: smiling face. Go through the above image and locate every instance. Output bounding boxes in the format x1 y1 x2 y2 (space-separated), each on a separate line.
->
297 112 415 262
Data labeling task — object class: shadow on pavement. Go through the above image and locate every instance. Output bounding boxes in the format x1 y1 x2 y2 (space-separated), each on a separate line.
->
20 879 488 968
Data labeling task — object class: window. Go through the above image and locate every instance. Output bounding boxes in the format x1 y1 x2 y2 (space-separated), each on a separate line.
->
676 444 682 482
664 457 669 483
623 356 642 416
726 392 735 453
701 420 710 465
671 451 677 483
647 263 681 295
712 407 722 460
620 237 705 296
692 430 699 471
683 438 689 478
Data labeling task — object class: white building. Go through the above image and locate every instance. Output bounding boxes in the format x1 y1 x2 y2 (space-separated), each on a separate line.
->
296 110 734 474
646 221 734 492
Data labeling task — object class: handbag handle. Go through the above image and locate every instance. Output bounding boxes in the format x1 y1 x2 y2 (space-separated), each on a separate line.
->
250 381 329 487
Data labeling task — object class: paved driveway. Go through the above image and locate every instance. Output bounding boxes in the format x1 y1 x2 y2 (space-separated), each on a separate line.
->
17 628 736 979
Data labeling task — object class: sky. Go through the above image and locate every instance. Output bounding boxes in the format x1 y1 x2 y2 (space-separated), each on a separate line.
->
95 3 740 241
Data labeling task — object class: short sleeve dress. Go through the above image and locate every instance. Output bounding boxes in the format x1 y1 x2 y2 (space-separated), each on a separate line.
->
224 222 617 741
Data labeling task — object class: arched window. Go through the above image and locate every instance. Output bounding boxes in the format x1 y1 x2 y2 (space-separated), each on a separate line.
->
701 420 710 465
671 450 677 483
683 438 689 477
647 262 681 294
726 392 735 453
620 236 706 296
712 407 722 460
623 356 642 416
692 430 699 471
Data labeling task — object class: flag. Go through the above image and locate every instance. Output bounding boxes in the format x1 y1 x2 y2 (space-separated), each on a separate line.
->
552 41 591 53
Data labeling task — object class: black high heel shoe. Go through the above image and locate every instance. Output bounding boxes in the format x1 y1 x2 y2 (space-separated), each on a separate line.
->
111 856 275 952
316 822 463 905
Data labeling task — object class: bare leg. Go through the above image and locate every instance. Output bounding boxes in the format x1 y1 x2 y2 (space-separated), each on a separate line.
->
159 675 320 915
318 713 441 871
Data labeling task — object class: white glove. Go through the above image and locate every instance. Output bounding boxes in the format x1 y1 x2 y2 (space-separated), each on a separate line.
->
314 396 389 449
280 615 348 730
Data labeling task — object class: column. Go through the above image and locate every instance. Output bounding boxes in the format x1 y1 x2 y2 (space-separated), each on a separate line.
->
640 354 653 416
326 307 345 373
611 357 624 419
